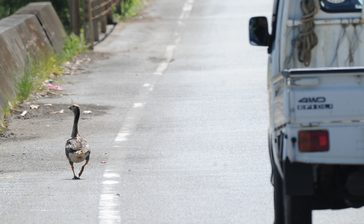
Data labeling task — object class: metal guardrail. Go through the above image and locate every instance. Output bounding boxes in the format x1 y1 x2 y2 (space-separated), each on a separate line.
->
69 0 119 49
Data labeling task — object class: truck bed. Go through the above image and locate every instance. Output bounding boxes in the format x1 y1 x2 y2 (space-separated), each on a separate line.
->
279 67 364 164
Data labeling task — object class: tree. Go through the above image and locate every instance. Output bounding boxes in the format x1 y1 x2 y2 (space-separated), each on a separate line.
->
0 0 71 31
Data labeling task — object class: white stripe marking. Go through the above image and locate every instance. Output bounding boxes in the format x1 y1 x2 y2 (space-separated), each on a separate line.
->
99 192 121 224
103 173 121 178
183 4 193 12
114 132 129 142
133 102 145 108
165 45 176 61
179 0 194 19
153 45 176 76
103 180 119 185
154 62 169 75
99 0 195 223
175 36 182 45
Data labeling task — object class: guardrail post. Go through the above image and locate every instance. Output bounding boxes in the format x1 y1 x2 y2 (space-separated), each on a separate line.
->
84 0 94 49
107 0 115 25
68 0 81 35
93 0 100 42
100 0 107 33
83 0 116 48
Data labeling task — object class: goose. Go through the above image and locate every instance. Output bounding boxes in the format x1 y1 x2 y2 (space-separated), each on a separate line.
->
65 104 91 179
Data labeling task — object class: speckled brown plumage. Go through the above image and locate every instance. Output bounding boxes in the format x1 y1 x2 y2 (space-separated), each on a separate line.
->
65 104 90 179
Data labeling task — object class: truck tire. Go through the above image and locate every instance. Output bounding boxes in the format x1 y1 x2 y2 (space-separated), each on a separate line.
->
273 166 284 224
284 193 312 224
273 164 312 224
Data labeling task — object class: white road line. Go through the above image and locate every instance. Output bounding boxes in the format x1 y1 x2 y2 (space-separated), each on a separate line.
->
179 0 194 20
99 169 122 224
143 82 155 92
103 173 120 178
133 102 145 108
98 0 195 223
153 45 177 75
175 36 182 45
183 4 193 12
165 45 176 61
153 61 170 75
114 132 129 142
177 20 184 26
103 180 119 185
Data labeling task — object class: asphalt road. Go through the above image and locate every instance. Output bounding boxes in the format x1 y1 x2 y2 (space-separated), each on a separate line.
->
1 0 364 223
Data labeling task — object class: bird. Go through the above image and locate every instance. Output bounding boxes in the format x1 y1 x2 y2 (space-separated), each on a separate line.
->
65 104 91 179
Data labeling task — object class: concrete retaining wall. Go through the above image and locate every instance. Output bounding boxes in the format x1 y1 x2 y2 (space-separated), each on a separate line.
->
16 2 67 54
0 2 66 122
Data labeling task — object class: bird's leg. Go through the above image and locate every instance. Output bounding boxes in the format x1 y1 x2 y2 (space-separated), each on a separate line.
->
78 155 90 178
69 161 79 180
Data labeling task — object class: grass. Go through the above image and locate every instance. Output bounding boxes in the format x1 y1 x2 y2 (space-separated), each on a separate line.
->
123 0 143 17
59 33 87 62
113 0 145 21
16 34 86 103
0 34 86 133
16 66 33 102
0 105 10 132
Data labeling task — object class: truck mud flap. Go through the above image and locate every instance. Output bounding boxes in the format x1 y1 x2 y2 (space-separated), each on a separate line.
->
284 161 314 196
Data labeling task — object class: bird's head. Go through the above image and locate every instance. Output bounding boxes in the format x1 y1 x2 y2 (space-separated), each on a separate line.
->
69 104 80 113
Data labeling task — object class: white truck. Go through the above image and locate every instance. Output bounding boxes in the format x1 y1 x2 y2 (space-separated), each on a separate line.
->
249 0 364 223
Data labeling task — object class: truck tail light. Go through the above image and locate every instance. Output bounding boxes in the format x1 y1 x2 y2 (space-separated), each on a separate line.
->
298 130 329 152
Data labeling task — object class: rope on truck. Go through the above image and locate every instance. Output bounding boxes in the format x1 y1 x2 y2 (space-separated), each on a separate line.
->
296 0 318 66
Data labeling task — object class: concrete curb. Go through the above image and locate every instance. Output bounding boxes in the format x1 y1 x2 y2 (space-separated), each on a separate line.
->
0 2 66 123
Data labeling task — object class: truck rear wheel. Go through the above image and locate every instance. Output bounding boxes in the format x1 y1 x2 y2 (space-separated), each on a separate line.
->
273 166 284 224
273 165 312 224
284 194 312 224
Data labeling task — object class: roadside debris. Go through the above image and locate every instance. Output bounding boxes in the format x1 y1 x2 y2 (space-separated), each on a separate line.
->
16 110 30 119
44 79 63 91
0 132 14 139
20 111 28 117
63 56 91 75
30 105 40 110
50 109 64 114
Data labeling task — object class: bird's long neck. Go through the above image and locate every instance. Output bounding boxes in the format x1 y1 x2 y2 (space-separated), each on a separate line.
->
71 108 80 138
